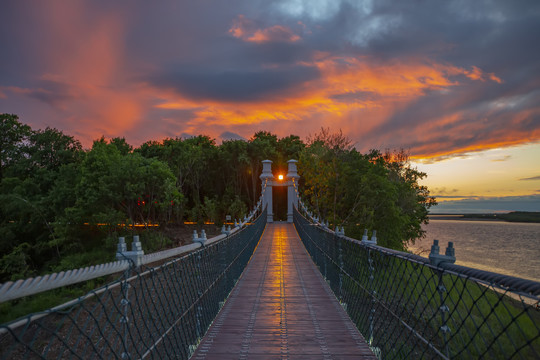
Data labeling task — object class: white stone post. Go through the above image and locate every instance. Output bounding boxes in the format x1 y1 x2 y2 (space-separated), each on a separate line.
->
260 160 274 223
286 159 300 223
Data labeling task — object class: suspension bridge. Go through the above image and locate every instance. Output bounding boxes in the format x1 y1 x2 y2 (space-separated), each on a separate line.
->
0 160 539 359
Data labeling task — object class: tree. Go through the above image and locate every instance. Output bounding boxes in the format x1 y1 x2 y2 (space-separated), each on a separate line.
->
0 120 84 281
28 127 82 170
136 140 165 159
70 139 182 229
0 118 437 281
0 114 31 181
298 129 436 250
183 135 219 210
219 139 250 201
247 131 278 205
277 134 305 169
109 137 133 155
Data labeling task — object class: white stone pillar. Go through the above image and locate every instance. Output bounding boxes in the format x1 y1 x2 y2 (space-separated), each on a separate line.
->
286 159 300 223
260 160 274 223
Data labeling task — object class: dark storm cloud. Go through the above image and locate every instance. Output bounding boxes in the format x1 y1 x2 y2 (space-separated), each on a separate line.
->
318 0 540 67
242 42 315 65
1 0 539 158
361 67 540 155
520 176 540 181
148 65 320 102
22 80 77 108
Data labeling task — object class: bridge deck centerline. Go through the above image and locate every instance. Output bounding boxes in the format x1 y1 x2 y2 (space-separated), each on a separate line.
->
191 222 376 359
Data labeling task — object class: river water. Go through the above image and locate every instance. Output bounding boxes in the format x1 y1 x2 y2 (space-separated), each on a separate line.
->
409 219 540 282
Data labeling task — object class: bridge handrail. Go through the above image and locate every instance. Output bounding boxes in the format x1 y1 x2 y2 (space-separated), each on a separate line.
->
299 205 540 298
338 231 540 298
293 180 540 298
0 184 267 304
293 201 540 359
0 260 131 303
361 240 540 297
1 206 267 359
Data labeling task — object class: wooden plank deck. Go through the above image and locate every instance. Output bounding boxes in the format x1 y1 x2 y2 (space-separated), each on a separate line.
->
191 222 377 360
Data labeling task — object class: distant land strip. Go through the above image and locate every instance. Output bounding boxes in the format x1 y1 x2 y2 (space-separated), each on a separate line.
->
429 212 540 223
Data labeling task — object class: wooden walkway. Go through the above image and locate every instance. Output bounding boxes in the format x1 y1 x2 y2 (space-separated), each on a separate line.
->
191 223 376 359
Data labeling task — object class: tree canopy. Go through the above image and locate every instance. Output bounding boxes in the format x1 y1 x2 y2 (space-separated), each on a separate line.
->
0 115 435 282
299 129 436 249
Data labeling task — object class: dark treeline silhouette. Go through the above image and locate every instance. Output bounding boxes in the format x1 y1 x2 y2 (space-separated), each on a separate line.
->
0 114 435 282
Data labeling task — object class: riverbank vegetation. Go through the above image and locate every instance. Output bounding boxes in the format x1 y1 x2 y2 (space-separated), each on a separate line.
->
299 129 436 249
461 212 540 223
0 113 435 284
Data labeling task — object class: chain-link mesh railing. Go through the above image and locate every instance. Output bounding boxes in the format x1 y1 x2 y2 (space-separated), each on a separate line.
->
0 208 266 359
294 207 540 359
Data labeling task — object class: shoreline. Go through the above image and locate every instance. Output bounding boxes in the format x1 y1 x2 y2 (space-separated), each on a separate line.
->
428 215 502 221
428 212 540 223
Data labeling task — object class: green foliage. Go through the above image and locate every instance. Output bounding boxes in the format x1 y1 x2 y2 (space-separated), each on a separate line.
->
219 139 250 201
227 195 248 220
299 128 436 250
28 127 82 171
0 115 436 286
0 118 84 282
140 231 173 253
0 113 32 181
109 136 133 155
277 134 305 168
202 196 219 225
71 140 182 229
0 243 31 280
51 248 114 272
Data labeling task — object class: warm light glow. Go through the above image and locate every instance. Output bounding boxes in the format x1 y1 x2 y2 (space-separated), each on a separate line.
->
278 174 284 180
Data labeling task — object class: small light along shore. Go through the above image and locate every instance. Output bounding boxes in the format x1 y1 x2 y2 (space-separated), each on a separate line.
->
429 211 540 223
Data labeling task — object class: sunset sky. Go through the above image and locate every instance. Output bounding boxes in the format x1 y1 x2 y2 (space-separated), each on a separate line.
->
1 0 539 213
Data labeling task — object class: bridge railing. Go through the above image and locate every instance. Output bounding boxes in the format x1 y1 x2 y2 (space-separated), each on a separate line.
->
0 190 266 304
293 206 540 360
0 203 267 360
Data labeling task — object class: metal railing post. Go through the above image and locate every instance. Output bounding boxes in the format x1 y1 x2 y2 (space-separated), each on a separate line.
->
437 272 451 359
120 272 131 359
338 234 343 302
116 236 132 359
368 248 376 346
362 230 378 347
196 251 203 341
429 240 456 359
116 235 145 267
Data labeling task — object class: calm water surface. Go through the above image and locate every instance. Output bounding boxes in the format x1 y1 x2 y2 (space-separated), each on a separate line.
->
410 220 540 282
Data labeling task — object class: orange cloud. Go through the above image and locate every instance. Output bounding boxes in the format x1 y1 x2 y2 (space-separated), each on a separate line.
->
152 56 503 141
465 65 503 83
406 107 540 160
147 53 532 162
6 2 515 155
3 2 149 144
229 15 301 43
3 1 534 165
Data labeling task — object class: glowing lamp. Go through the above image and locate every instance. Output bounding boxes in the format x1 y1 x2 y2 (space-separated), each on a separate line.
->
278 174 284 180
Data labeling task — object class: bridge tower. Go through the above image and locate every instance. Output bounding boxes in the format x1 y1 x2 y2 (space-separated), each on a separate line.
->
259 159 299 223
286 159 300 222
260 160 274 223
